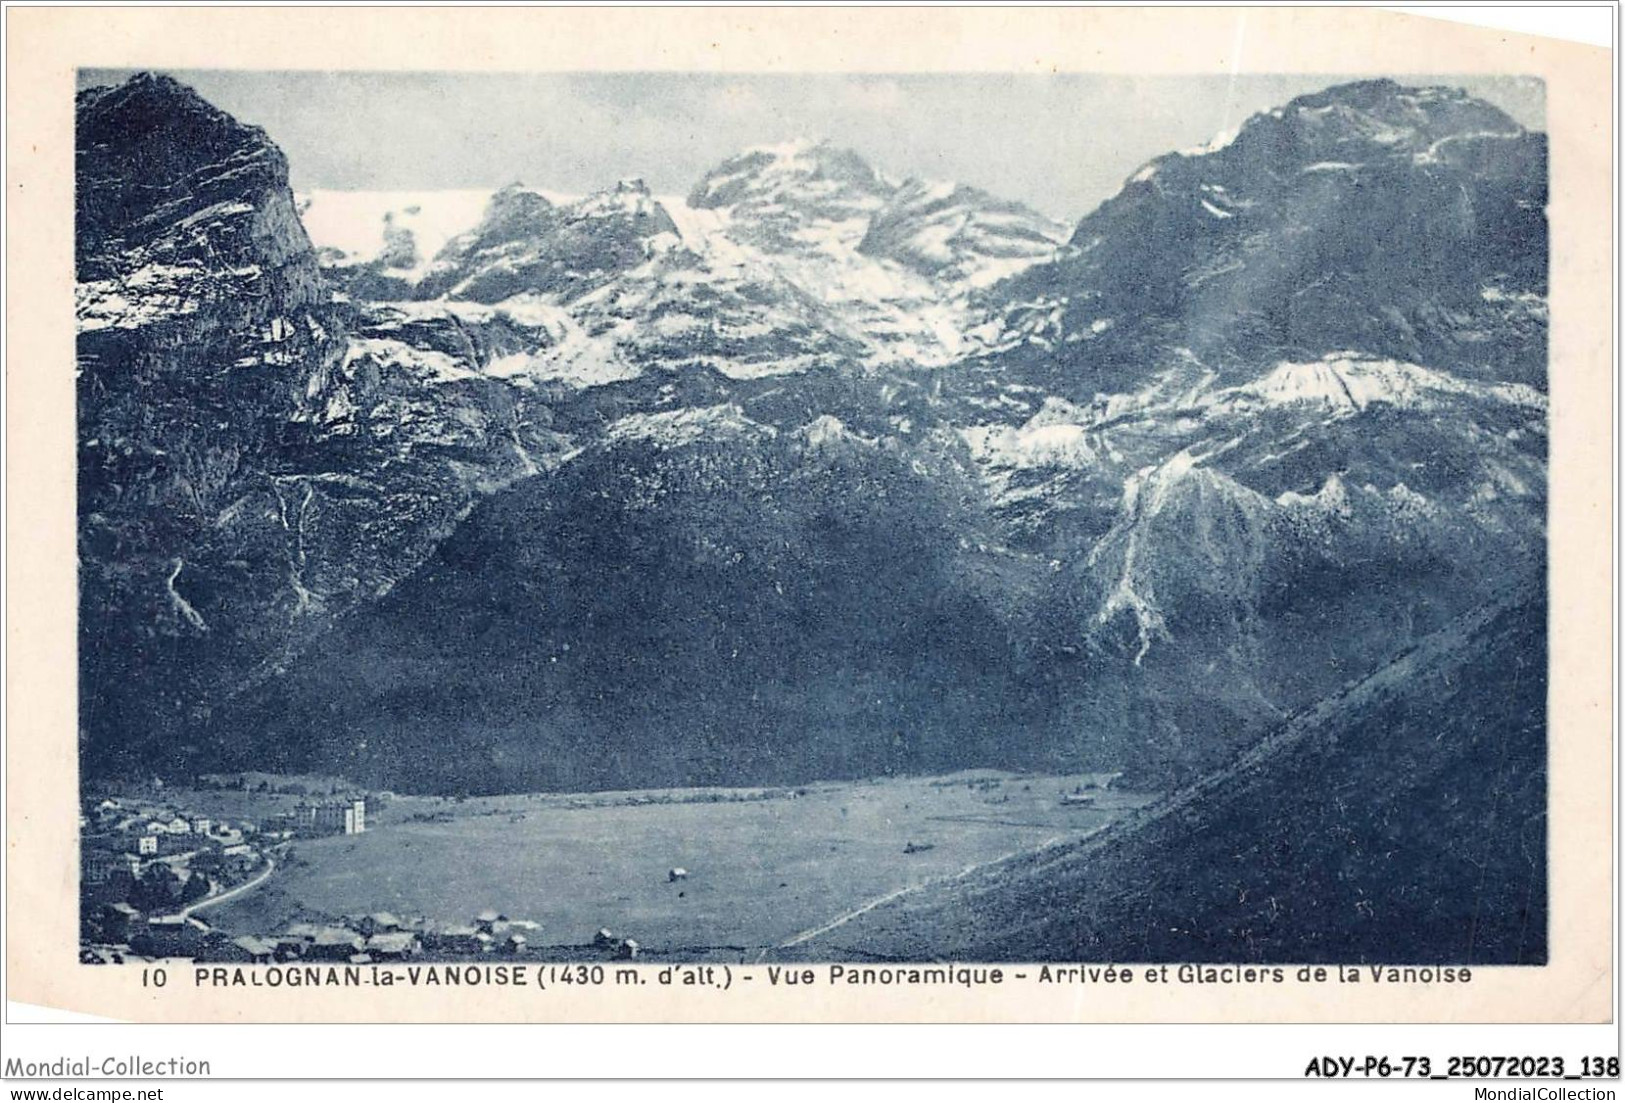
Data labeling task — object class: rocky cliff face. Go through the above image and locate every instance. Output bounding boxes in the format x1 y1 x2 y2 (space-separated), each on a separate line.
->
76 74 321 297
76 74 568 776
79 75 1546 794
78 74 335 773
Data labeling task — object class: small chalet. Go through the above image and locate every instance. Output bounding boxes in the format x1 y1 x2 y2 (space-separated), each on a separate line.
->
307 927 365 962
217 936 277 964
99 902 140 943
358 913 404 938
365 932 419 960
135 915 211 958
236 936 278 963
422 923 483 955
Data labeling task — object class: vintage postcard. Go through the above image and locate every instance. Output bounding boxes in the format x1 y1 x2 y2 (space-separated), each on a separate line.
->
3 6 1613 1031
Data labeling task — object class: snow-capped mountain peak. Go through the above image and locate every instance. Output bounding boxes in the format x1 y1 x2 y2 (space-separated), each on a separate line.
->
686 139 895 256
858 177 1068 285
688 138 893 211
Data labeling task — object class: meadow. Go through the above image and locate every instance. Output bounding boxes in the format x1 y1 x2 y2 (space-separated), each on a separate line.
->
184 771 1155 957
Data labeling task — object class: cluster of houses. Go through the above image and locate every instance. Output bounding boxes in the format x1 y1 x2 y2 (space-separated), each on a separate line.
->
85 907 546 964
80 791 373 961
78 789 590 966
83 793 367 879
255 910 542 963
80 796 272 913
83 797 267 864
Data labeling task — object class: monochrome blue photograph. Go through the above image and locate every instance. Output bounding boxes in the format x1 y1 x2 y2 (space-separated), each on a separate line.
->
75 70 1547 967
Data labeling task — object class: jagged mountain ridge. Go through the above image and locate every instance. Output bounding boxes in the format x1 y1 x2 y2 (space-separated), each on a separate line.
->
306 138 1068 371
78 74 1546 795
972 78 1546 401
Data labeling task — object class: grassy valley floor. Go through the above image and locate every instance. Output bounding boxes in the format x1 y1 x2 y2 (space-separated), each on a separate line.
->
169 771 1154 958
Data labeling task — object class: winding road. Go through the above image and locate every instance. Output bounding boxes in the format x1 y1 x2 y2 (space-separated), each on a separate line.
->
180 854 276 918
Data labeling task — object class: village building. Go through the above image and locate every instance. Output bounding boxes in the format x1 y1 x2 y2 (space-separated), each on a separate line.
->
272 936 307 962
487 918 541 946
83 846 140 884
291 798 367 837
307 926 365 962
107 901 140 934
594 928 639 959
220 848 260 877
134 915 211 958
422 923 483 955
365 932 419 960
137 835 159 856
93 902 140 943
217 935 277 964
357 912 403 938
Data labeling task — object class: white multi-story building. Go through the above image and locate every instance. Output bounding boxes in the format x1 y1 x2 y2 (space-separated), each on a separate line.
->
293 798 367 836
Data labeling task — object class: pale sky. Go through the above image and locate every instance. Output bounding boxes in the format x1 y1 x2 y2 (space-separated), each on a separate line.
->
80 70 1545 222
